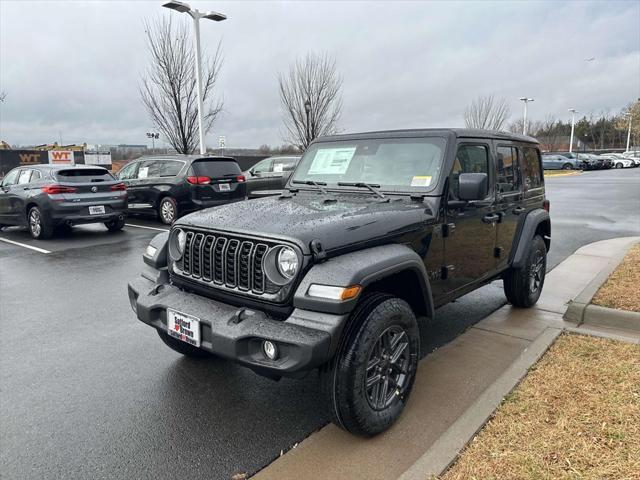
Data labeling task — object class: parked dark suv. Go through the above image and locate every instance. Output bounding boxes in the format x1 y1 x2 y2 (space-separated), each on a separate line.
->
0 164 127 239
128 129 550 436
244 155 301 198
117 155 246 224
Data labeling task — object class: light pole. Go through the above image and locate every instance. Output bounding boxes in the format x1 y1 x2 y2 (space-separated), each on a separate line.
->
625 113 632 153
519 97 534 135
162 1 226 155
568 109 578 153
304 99 311 147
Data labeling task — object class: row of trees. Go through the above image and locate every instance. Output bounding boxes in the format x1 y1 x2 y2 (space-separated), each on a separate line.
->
465 95 639 151
139 18 636 154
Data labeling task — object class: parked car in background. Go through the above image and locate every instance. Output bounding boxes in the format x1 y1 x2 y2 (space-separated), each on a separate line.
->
622 151 640 166
548 151 590 170
117 155 246 224
599 154 635 168
541 154 581 170
244 155 301 199
0 165 127 239
592 155 613 169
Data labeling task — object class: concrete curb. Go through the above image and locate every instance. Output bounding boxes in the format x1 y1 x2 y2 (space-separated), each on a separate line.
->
564 238 639 326
397 327 562 480
581 304 640 332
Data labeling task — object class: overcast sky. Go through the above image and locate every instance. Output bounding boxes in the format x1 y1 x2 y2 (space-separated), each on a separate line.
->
1 0 639 149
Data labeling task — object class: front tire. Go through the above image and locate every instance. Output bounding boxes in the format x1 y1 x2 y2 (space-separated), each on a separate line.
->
503 234 547 308
562 163 572 170
158 197 177 225
28 206 53 240
105 217 125 231
321 294 420 436
157 330 214 359
615 162 623 169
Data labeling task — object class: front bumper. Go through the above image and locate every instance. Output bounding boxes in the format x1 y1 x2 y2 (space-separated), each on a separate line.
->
128 271 347 376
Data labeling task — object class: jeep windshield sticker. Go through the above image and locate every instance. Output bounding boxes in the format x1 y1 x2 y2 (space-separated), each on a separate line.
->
308 147 356 175
410 175 432 187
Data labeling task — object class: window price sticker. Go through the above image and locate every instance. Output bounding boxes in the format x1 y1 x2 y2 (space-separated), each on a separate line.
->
411 176 432 187
308 147 357 175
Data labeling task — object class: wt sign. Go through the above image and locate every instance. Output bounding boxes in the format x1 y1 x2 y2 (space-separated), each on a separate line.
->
48 150 75 165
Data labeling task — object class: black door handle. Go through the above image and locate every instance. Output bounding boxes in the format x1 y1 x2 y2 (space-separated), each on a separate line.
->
482 213 500 223
513 207 526 215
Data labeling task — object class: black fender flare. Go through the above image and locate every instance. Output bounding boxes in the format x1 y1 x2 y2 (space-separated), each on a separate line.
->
510 209 550 268
293 243 434 319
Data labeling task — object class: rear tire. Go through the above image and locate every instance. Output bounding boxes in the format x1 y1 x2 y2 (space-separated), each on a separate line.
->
615 163 623 169
105 217 125 231
28 206 53 240
157 330 214 359
158 197 177 225
503 234 547 308
321 293 420 436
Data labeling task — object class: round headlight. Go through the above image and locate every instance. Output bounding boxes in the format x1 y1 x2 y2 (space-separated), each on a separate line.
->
277 246 298 279
169 228 187 261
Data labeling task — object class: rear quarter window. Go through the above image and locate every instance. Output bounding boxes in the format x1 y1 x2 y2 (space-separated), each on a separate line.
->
56 168 115 183
190 160 241 178
523 147 543 189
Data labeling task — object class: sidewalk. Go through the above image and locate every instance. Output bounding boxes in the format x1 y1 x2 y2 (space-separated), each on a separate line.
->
254 236 640 480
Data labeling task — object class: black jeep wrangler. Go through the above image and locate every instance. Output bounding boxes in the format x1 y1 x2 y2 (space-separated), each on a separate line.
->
128 129 550 436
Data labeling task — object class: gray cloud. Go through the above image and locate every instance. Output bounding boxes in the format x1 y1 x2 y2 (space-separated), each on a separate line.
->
1 0 638 148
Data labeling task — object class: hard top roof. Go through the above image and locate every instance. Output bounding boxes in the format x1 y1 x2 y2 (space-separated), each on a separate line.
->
131 154 237 162
315 128 539 144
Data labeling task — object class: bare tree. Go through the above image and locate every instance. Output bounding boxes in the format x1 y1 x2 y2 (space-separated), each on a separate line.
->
139 17 223 154
508 118 543 136
536 116 564 151
0 91 6 102
464 94 511 131
278 52 342 149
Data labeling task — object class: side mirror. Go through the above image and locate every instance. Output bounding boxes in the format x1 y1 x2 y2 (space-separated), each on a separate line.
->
458 173 488 201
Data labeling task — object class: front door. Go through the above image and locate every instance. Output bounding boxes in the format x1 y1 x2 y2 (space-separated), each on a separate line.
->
0 168 22 224
117 161 142 206
494 144 524 270
442 142 498 293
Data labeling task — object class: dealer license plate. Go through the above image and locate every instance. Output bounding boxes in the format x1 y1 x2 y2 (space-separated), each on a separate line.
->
167 309 201 347
219 183 230 191
89 205 106 215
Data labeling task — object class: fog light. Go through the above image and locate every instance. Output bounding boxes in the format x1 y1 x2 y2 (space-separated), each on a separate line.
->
262 340 278 360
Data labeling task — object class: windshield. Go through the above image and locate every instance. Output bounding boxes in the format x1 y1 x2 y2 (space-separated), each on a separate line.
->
290 137 446 193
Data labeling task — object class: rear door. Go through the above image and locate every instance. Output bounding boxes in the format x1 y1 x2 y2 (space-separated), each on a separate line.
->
494 144 523 270
188 159 245 202
136 159 185 208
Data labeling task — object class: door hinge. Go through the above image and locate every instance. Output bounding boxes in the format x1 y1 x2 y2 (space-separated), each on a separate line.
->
442 223 456 237
494 246 504 258
441 265 455 280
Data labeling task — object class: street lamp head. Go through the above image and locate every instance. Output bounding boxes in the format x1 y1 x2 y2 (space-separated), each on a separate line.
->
519 97 534 102
304 99 311 113
203 11 227 21
568 108 577 113
162 1 191 13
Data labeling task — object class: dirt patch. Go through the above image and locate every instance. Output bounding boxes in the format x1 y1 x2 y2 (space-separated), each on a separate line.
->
543 170 581 177
592 243 640 313
441 334 640 480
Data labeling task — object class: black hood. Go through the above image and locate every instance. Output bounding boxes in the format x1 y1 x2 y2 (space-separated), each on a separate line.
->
176 191 439 254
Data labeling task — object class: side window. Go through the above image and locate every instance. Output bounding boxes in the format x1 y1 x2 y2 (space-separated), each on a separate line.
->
252 158 273 174
18 169 32 185
2 169 21 186
275 158 298 172
496 146 520 194
137 160 159 179
523 147 543 189
30 170 42 182
118 162 138 180
155 160 183 177
450 144 489 199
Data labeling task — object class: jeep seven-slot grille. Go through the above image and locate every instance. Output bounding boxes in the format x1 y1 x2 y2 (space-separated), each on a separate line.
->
176 230 280 296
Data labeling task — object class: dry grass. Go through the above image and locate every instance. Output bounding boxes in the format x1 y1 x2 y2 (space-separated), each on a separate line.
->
441 334 640 480
592 243 640 313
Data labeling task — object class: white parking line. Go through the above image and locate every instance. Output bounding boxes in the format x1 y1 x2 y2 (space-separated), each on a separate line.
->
0 237 51 254
125 223 169 232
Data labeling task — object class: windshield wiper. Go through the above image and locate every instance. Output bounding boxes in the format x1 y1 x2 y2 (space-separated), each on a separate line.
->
291 180 328 194
337 182 386 199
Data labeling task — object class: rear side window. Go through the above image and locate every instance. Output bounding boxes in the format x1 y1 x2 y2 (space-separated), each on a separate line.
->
18 170 32 184
496 146 519 193
56 168 115 183
523 148 543 189
190 160 241 178
450 145 489 199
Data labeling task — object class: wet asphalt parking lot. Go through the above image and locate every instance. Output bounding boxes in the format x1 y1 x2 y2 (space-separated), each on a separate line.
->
1 167 639 479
